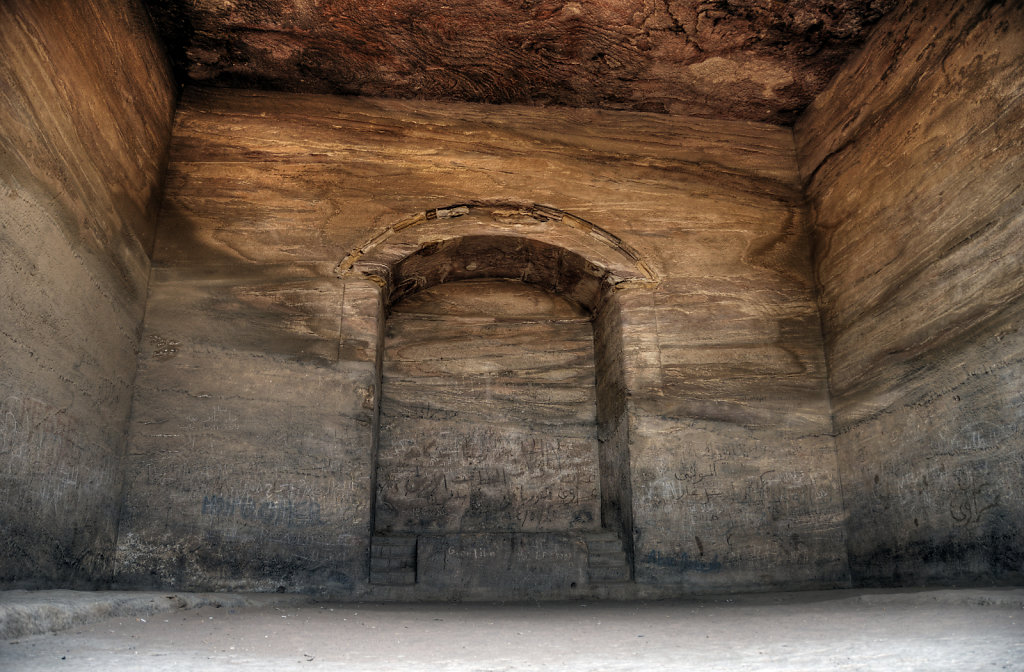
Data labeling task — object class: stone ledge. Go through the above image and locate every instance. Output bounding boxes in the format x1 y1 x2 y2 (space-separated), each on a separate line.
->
5 587 1023 641
0 590 308 640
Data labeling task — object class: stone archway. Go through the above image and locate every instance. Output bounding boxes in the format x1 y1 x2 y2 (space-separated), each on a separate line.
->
337 203 656 593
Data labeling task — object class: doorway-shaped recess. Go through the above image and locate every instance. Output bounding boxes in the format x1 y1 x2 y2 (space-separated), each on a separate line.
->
372 278 628 592
342 214 656 594
377 278 600 533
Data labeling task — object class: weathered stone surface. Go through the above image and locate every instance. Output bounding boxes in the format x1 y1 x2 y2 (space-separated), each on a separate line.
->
3 0 1017 602
116 86 842 597
0 0 175 586
377 280 601 535
114 265 371 592
142 0 894 123
414 533 589 598
795 0 1024 585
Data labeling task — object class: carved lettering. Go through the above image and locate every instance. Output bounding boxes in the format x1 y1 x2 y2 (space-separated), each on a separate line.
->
201 495 323 528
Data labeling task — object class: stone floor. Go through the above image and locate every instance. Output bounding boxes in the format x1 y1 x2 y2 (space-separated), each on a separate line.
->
2 588 1023 670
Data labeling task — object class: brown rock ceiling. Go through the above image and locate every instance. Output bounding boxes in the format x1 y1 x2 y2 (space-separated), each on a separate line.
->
144 0 894 123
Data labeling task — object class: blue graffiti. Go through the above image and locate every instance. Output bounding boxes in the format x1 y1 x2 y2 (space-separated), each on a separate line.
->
644 550 722 572
201 494 323 528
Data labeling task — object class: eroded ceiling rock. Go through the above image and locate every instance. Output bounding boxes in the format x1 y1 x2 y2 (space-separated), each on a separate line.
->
144 0 894 123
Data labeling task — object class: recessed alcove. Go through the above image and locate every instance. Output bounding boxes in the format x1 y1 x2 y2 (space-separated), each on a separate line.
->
376 279 601 537
343 207 656 592
373 279 610 589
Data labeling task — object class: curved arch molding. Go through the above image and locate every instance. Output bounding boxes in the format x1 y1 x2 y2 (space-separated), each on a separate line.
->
335 202 658 310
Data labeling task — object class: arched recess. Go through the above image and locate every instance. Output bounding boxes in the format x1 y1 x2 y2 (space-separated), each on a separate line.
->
337 203 656 592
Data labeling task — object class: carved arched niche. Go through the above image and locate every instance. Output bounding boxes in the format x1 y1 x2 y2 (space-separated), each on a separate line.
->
337 203 656 591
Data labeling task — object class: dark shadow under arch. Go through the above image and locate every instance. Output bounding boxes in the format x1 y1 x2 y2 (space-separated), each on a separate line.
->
390 235 610 313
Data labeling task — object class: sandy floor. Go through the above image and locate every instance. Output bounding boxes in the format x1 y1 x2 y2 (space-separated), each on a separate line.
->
2 590 1023 671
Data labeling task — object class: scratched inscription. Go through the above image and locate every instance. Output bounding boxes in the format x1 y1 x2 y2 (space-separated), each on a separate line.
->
375 425 601 534
201 495 323 528
417 533 587 590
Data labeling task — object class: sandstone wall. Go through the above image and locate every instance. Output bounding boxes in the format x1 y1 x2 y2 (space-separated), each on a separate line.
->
795 0 1024 585
116 87 846 597
377 280 601 536
0 0 175 585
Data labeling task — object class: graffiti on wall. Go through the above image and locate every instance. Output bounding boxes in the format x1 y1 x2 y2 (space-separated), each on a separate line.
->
201 494 323 528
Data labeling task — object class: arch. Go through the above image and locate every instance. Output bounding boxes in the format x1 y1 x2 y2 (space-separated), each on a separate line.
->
335 202 658 309
344 203 654 591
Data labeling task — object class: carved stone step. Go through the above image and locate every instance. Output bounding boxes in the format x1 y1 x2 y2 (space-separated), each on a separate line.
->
370 569 416 585
589 564 631 583
371 555 414 570
370 536 417 585
586 538 625 554
584 531 631 584
588 552 627 567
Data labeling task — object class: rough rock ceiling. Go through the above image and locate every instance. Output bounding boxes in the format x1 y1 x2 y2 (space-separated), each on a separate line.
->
145 0 895 124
